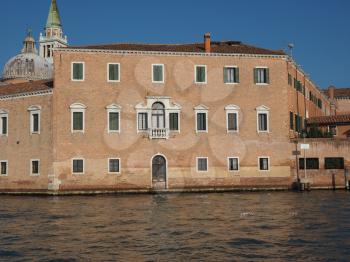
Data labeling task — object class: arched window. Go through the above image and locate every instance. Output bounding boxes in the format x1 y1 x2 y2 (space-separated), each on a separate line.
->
152 102 165 129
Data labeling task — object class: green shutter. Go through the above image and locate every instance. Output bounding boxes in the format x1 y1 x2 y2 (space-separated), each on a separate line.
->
109 64 119 81
265 68 270 84
109 112 119 131
224 68 228 83
235 67 240 83
254 69 258 83
169 113 179 131
73 112 83 130
73 63 83 80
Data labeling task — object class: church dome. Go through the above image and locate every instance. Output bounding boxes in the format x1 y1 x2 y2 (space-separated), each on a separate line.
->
2 31 53 82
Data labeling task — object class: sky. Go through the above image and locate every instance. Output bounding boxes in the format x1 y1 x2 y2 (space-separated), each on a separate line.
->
0 0 349 88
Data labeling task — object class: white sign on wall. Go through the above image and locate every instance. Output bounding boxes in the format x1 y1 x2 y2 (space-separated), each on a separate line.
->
300 144 310 150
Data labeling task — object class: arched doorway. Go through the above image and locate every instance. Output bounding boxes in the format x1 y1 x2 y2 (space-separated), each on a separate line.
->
152 155 167 189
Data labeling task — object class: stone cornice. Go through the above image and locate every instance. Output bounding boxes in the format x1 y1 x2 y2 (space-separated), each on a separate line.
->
0 90 53 101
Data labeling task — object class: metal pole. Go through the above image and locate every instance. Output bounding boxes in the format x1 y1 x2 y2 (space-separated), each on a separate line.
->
304 136 307 180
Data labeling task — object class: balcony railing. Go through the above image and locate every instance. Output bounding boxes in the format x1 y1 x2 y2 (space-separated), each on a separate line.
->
149 128 169 139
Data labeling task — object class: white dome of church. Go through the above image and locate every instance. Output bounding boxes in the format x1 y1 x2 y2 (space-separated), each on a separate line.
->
2 31 53 82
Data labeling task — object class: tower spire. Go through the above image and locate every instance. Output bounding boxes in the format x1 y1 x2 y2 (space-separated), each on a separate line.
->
46 0 62 29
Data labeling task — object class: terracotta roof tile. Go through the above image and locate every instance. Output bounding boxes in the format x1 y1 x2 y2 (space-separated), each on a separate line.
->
324 87 350 99
69 41 285 56
308 114 350 125
0 79 53 97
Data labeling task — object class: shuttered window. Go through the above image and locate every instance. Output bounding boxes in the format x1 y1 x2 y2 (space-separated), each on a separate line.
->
0 161 7 176
224 67 239 83
108 64 120 81
138 113 148 131
72 63 84 81
169 113 179 131
152 65 164 82
197 113 207 131
73 112 83 131
258 113 268 131
1 116 7 135
299 158 319 170
195 66 206 83
32 113 39 133
325 158 344 169
109 112 119 132
31 160 39 175
227 113 238 131
254 68 269 84
289 112 294 130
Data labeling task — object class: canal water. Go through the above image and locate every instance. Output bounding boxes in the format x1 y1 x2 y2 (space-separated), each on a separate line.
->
1 191 350 262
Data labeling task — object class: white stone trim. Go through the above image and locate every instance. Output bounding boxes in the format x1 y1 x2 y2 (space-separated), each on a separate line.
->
0 110 8 136
256 105 270 133
0 90 53 101
70 103 86 133
194 105 208 133
223 65 239 84
225 105 240 133
106 104 121 133
194 65 207 84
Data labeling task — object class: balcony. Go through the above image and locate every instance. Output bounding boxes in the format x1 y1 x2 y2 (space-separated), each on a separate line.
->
149 128 169 139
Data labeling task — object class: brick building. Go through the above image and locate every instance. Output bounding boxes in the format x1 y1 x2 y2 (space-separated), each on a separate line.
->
0 0 349 193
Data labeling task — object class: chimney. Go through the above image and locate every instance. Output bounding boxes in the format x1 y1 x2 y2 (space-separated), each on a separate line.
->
328 86 335 100
204 33 211 53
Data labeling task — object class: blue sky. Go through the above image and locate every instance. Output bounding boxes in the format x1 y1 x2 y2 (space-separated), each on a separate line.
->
1 0 349 88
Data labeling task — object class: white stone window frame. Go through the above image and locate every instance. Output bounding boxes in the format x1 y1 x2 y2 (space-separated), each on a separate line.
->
256 105 270 133
135 97 182 134
107 63 121 83
108 158 121 174
227 157 240 172
70 103 87 134
196 157 209 173
258 156 270 172
224 65 239 85
194 65 207 84
255 66 269 86
106 104 121 134
0 109 9 137
28 105 41 135
71 61 85 82
152 64 165 84
225 105 240 133
0 160 8 176
30 159 40 177
194 105 209 133
72 158 85 175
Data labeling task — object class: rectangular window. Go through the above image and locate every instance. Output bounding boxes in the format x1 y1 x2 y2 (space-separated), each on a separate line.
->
196 112 207 132
288 74 292 86
254 68 269 84
109 158 120 173
31 160 40 176
73 112 84 132
227 112 238 132
108 112 119 132
138 113 148 131
289 112 294 130
197 157 208 172
108 63 120 82
258 113 268 132
0 161 7 176
259 157 269 171
31 112 40 134
72 62 84 81
72 159 84 174
152 64 164 83
325 158 344 170
228 157 239 171
195 65 207 84
224 67 239 84
299 158 319 170
1 115 7 135
169 113 179 131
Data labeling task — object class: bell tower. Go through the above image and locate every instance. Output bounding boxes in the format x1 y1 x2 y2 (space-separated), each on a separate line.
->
39 0 68 63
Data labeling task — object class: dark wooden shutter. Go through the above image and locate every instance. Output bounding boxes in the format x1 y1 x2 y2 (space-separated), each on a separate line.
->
265 68 270 84
235 67 240 83
254 69 258 83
